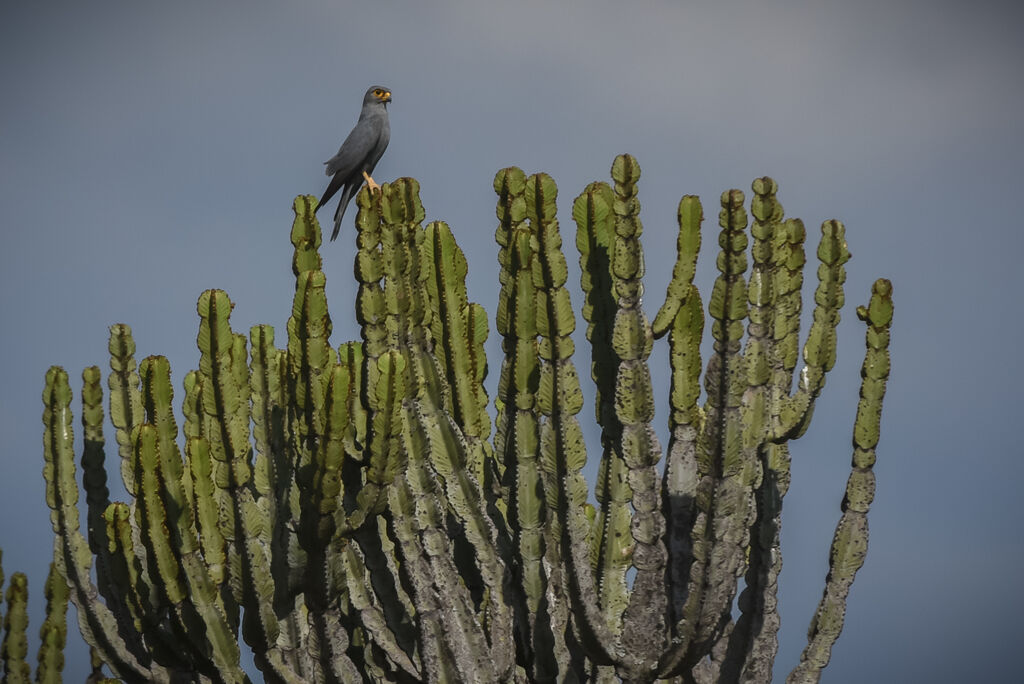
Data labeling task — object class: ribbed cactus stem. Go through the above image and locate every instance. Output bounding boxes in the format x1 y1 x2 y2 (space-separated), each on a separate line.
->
775 220 850 439
605 156 669 671
81 367 110 556
102 503 147 645
788 279 893 684
526 171 628 673
691 189 758 655
194 291 248 614
43 368 157 680
35 562 69 684
659 195 705 638
723 178 788 681
423 220 493 489
493 167 556 670
767 218 806 410
79 363 135 665
248 324 285 502
107 324 142 498
134 420 248 682
573 177 632 647
2 572 30 683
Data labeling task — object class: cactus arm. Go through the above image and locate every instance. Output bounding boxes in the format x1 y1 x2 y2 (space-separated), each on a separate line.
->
340 542 421 678
774 220 850 439
246 324 311 681
377 354 455 682
386 482 450 683
402 405 498 682
652 194 703 340
2 572 30 683
42 367 157 681
606 155 670 668
149 356 266 679
193 292 249 622
287 210 336 491
654 198 708 672
35 562 70 684
304 363 351 549
81 366 112 566
331 343 389 536
416 399 516 678
767 218 807 409
248 324 283 495
106 501 163 654
300 362 357 680
423 221 493 492
80 364 145 658
788 279 893 684
663 189 758 677
285 198 365 677
136 357 249 680
195 292 303 682
658 195 705 630
107 324 143 498
378 179 508 680
354 519 420 673
717 177 787 680
419 218 514 675
492 167 563 678
492 167 529 482
526 171 633 672
692 190 753 648
135 423 248 683
353 181 433 647
572 179 632 645
337 341 369 466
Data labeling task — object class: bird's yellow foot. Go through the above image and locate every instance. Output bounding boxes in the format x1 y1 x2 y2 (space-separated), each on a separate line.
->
363 171 381 193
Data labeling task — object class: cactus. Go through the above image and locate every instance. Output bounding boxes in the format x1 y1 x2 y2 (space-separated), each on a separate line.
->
0 554 70 684
28 157 892 682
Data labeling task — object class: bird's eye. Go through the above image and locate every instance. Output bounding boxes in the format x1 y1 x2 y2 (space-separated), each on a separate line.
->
374 89 383 96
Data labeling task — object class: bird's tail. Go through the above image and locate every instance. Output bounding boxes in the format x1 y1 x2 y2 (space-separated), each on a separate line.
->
331 203 346 241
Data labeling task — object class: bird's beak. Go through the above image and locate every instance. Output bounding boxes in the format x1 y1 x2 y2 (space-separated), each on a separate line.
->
383 92 392 103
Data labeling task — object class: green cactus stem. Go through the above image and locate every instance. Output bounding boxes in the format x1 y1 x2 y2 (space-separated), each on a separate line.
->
788 278 893 684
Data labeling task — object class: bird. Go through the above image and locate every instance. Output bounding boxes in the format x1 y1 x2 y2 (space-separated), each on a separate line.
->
316 85 392 241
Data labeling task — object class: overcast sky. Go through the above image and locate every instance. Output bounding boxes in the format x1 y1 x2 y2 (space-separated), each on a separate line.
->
2 1 1022 681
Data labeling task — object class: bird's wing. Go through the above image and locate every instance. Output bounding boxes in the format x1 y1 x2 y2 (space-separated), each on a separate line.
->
324 116 381 177
315 171 345 212
363 118 391 177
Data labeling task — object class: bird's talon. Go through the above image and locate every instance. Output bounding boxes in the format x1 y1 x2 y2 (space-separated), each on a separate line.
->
363 171 381 193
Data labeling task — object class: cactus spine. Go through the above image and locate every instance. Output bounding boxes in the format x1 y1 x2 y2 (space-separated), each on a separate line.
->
23 157 892 682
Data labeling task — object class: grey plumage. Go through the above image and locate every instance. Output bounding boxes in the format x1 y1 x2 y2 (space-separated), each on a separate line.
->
316 85 391 240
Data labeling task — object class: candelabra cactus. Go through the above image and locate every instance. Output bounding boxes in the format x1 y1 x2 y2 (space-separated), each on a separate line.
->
30 156 892 683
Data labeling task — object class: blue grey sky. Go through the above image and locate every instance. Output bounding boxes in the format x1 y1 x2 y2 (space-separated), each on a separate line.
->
2 1 1021 681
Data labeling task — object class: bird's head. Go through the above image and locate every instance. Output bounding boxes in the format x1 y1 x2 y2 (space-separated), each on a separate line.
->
365 86 392 107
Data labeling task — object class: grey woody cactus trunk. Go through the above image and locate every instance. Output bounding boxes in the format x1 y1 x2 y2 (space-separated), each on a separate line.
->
33 156 893 683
